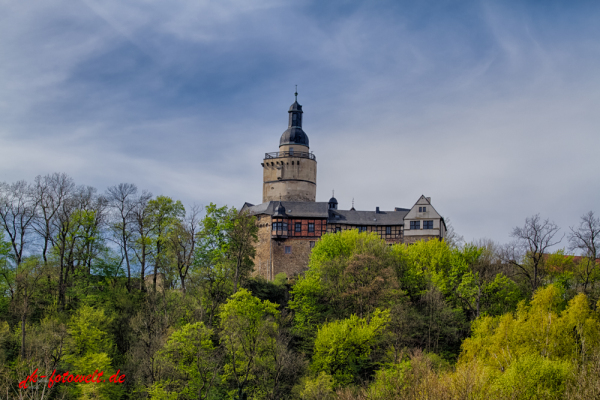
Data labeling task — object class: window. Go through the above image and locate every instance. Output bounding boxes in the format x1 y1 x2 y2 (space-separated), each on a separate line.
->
418 207 422 212
358 226 367 232
290 147 294 155
308 223 315 232
423 220 434 229
295 222 301 232
386 226 391 235
285 246 291 254
335 227 341 233
410 221 420 230
310 241 315 249
273 222 287 231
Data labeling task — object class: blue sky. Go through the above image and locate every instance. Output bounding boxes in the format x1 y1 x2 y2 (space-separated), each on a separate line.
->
1 0 599 246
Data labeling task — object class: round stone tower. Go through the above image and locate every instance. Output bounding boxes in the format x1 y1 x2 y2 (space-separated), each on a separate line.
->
262 92 317 203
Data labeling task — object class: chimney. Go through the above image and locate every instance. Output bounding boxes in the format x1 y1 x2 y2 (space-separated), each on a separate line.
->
426 197 431 203
376 207 380 213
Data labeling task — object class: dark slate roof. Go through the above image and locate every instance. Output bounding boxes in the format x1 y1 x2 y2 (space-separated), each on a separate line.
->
289 100 302 112
280 127 309 147
246 201 407 225
247 201 329 218
330 209 408 226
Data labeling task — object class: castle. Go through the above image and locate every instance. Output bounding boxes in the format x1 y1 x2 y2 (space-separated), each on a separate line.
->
242 93 446 280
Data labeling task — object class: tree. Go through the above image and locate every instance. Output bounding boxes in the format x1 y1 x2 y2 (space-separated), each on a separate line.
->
52 186 106 309
290 231 399 342
9 257 47 359
219 288 280 399
130 191 153 291
0 180 38 265
503 214 563 293
569 211 600 292
151 322 220 400
32 173 75 264
165 205 200 294
146 196 185 292
193 204 257 326
443 217 464 249
228 210 258 294
106 183 140 291
311 309 390 387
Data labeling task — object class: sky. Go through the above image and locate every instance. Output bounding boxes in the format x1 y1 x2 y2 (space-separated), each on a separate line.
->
1 0 599 247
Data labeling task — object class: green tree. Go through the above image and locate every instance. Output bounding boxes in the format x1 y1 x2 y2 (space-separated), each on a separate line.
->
219 288 279 399
146 196 185 292
151 322 220 400
311 309 390 387
64 305 124 399
290 230 399 342
193 204 257 326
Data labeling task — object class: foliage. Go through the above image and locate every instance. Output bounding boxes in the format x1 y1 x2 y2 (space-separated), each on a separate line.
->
219 288 280 399
2 174 600 399
311 309 390 386
153 322 219 400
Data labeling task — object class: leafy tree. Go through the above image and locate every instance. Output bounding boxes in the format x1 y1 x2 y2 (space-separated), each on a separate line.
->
146 196 185 292
290 230 399 342
64 305 124 399
461 285 600 370
151 322 220 400
219 288 280 399
311 309 390 387
193 204 258 326
165 205 200 294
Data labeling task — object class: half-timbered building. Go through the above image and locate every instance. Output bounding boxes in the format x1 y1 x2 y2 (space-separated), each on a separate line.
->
242 92 446 280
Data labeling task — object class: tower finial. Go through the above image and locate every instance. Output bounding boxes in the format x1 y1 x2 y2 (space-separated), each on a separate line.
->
332 189 334 198
295 85 298 101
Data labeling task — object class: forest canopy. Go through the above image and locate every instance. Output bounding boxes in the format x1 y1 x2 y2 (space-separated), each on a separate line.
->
1 173 600 399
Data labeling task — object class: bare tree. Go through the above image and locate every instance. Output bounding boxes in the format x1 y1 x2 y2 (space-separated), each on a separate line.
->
106 183 139 291
0 181 38 265
32 173 75 264
569 211 600 291
503 214 563 293
443 217 464 249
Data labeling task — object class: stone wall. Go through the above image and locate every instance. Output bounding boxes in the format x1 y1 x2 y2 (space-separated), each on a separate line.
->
253 222 273 280
271 238 314 278
262 155 317 202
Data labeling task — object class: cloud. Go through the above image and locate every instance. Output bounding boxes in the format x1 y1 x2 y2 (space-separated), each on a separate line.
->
1 0 599 247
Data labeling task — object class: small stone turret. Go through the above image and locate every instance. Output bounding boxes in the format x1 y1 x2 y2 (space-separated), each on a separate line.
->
262 91 317 202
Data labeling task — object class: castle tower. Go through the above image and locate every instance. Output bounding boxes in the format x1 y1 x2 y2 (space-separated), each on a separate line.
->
262 92 317 202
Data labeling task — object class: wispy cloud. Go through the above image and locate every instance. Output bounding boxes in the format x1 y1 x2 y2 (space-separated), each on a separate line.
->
1 0 599 246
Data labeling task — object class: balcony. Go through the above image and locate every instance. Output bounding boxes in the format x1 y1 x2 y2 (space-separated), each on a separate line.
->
264 151 316 161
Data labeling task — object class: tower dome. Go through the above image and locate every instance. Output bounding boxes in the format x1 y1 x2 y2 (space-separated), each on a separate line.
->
280 91 309 147
328 196 338 210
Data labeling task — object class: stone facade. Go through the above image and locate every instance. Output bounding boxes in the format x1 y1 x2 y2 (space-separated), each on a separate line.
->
243 95 447 281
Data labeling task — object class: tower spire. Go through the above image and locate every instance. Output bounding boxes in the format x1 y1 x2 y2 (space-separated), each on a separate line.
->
295 85 298 101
